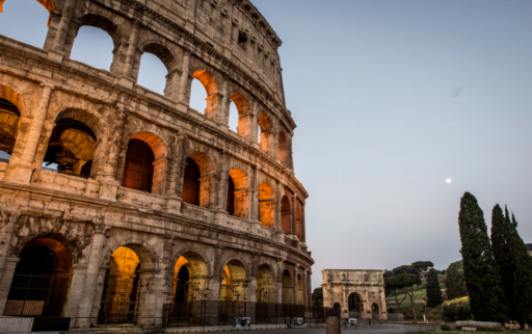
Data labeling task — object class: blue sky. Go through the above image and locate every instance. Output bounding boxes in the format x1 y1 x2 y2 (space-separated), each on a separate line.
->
2 0 532 288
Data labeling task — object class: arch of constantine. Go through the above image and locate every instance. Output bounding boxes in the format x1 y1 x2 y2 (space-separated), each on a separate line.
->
322 269 388 320
0 0 311 331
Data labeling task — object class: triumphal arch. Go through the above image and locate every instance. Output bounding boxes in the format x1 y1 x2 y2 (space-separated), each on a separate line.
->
322 269 388 320
0 0 312 331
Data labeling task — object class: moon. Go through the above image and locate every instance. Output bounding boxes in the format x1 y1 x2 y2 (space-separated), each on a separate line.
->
445 177 453 184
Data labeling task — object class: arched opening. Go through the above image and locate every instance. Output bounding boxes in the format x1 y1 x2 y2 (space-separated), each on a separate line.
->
228 93 251 138
258 182 274 228
282 270 293 304
348 292 363 318
371 303 379 319
183 157 200 205
4 236 72 317
70 15 116 71
122 140 154 192
256 265 274 304
137 52 168 95
190 70 217 118
219 260 247 322
332 302 341 317
0 0 50 48
171 254 208 324
228 101 239 133
227 168 248 218
42 112 97 178
220 260 246 302
295 201 304 241
255 264 274 323
137 43 175 96
0 98 20 161
281 196 292 235
182 153 212 208
98 246 141 324
278 130 290 166
189 79 207 113
257 112 273 152
296 274 304 305
122 132 167 194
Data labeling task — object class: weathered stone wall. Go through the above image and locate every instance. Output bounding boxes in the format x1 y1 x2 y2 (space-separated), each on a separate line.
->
322 269 388 320
0 0 311 330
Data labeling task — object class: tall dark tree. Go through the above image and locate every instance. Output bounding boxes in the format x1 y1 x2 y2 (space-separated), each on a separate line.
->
491 205 515 320
458 192 506 322
503 210 532 326
426 268 443 307
445 261 467 300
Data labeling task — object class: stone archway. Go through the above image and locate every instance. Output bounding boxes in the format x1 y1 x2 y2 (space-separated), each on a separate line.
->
348 292 363 318
4 236 72 317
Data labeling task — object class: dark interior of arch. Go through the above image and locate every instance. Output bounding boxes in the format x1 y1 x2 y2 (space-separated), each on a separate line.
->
5 237 72 317
0 98 20 159
43 118 97 177
122 139 155 192
226 175 235 215
183 157 200 205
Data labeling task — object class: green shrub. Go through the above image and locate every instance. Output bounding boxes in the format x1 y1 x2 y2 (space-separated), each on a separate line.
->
442 299 471 321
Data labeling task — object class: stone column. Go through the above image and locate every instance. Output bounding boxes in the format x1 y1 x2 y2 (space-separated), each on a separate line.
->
0 212 17 278
214 155 229 212
44 0 78 57
0 257 19 315
274 181 282 233
216 81 229 126
249 101 259 147
301 201 307 243
120 21 140 82
5 84 53 184
75 231 106 328
291 194 297 236
63 263 88 319
248 166 259 222
164 68 181 102
176 52 191 112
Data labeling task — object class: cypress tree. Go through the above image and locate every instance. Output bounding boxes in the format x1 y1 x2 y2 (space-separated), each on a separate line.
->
491 205 515 320
506 212 532 326
458 192 506 322
426 268 443 307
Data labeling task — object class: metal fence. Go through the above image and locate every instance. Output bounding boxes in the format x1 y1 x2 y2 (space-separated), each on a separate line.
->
162 301 337 327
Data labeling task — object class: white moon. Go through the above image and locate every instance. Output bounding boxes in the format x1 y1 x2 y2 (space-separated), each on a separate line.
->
445 177 453 184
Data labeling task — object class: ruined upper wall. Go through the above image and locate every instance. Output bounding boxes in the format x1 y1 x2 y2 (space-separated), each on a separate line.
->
136 0 285 106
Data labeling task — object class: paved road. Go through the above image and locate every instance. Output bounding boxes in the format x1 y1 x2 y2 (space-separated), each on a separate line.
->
216 323 437 334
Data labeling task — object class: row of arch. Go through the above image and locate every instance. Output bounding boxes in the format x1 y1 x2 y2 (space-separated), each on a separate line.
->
0 1 292 166
0 88 304 239
331 293 380 319
4 235 307 325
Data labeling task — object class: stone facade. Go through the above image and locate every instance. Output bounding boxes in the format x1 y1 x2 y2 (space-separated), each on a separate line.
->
0 0 311 331
322 269 387 320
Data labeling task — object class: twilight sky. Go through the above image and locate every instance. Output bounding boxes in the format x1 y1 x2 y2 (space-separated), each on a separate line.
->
2 0 532 289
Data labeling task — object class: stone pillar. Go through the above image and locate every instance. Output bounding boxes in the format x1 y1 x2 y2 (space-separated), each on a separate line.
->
214 155 229 212
137 265 167 328
271 126 280 161
0 212 17 278
274 181 282 232
5 85 53 184
44 0 78 56
216 81 229 126
120 21 140 81
249 101 259 146
301 201 307 243
0 257 19 315
75 231 106 328
177 52 191 112
248 166 259 222
63 263 88 319
291 194 297 236
164 68 181 102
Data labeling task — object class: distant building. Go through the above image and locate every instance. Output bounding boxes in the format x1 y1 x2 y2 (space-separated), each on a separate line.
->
322 269 387 320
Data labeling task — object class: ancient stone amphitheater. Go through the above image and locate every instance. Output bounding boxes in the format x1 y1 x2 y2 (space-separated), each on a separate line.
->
0 0 311 331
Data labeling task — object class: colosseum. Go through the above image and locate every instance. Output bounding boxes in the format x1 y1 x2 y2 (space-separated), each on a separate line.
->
0 0 311 331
